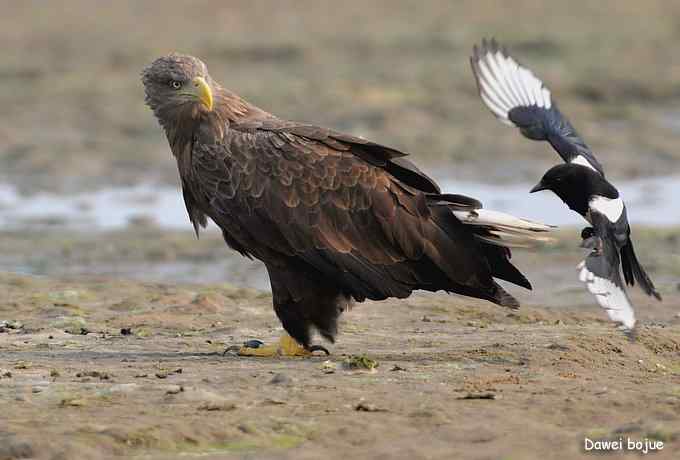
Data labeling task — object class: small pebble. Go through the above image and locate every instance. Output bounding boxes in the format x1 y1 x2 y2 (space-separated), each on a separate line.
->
355 400 387 412
269 373 291 385
165 385 184 395
457 392 498 400
321 360 336 374
198 401 237 411
76 371 110 380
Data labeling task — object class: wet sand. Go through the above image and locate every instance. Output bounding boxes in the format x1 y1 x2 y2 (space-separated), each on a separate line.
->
1 229 679 459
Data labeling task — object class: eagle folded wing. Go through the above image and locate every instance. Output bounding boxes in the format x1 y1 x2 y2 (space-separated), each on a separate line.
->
190 124 504 301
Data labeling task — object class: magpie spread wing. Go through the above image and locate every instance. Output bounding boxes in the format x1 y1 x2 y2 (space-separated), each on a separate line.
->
577 218 635 330
470 38 605 176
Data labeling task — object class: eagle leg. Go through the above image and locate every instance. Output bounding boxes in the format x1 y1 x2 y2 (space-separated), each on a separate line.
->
225 333 330 357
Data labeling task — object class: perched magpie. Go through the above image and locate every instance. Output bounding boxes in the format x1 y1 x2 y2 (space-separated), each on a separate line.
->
470 38 662 331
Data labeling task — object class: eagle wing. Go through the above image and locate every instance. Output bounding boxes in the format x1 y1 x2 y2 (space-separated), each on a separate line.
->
470 38 605 176
189 120 514 304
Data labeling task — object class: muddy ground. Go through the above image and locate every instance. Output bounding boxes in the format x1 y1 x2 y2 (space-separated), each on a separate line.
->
1 229 679 460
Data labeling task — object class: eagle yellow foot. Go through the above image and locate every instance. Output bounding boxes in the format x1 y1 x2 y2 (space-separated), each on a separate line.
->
224 334 329 357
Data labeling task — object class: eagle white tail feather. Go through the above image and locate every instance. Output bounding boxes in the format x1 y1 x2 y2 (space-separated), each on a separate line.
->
453 209 556 248
453 209 554 232
475 230 556 248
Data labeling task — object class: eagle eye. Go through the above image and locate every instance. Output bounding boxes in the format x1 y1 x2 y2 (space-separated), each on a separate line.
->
170 80 182 89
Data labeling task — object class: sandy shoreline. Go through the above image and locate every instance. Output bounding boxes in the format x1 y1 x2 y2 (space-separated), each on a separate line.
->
1 270 679 459
1 223 679 459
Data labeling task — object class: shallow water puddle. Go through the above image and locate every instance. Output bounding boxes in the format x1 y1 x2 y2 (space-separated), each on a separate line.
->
0 176 678 230
438 175 680 227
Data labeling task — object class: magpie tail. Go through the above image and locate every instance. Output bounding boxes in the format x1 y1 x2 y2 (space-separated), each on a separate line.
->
621 240 662 301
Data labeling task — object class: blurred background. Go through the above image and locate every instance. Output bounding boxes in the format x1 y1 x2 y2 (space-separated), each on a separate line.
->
1 0 678 305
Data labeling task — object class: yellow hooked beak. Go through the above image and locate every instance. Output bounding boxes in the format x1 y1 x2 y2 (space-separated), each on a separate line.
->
191 76 213 111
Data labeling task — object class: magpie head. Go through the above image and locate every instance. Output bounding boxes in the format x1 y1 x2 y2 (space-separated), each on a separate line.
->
530 164 589 195
530 164 597 216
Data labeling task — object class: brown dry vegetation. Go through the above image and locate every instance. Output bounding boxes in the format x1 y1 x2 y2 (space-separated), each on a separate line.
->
3 1 680 193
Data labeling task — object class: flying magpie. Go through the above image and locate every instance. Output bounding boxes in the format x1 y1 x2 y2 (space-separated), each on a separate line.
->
470 38 662 331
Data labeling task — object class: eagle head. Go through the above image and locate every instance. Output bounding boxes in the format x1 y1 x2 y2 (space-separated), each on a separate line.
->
141 54 214 130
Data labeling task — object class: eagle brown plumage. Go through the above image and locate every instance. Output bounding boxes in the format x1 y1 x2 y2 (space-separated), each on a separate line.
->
142 53 552 351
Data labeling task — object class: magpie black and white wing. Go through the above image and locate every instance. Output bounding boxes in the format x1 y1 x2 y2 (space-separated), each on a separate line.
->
577 219 635 330
470 38 605 176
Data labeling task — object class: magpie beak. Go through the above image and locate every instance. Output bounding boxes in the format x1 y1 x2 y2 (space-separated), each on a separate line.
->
530 182 547 193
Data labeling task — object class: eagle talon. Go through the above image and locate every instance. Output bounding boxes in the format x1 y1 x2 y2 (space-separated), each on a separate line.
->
308 344 331 355
223 339 266 355
225 334 324 358
222 345 242 355
243 339 265 349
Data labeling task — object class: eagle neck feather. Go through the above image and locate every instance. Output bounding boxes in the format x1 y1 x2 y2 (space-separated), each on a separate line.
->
165 87 266 183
